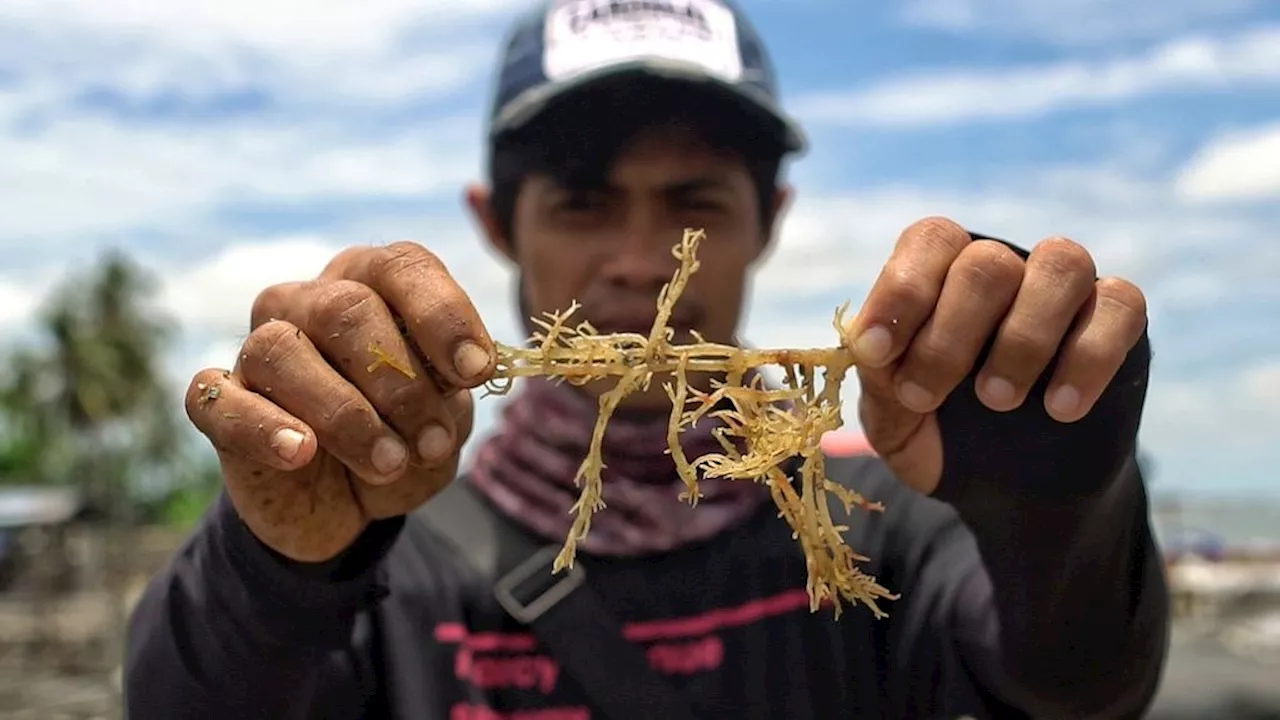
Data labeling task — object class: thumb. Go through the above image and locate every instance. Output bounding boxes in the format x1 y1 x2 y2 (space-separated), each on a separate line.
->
855 363 943 495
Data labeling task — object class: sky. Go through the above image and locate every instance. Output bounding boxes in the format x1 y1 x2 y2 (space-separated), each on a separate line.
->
0 0 1276 499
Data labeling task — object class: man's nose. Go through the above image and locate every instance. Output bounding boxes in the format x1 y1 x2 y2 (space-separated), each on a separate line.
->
599 215 682 289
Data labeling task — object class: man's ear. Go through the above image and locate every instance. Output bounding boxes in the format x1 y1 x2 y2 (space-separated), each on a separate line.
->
465 183 515 263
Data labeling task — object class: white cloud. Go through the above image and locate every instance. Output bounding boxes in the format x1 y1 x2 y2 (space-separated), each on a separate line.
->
0 112 483 243
898 0 1265 46
1242 360 1280 405
0 280 39 335
0 32 491 112
0 0 507 254
1145 358 1280 451
0 0 519 113
157 236 346 337
756 166 1208 299
1175 121 1280 203
3 0 517 52
791 25 1280 127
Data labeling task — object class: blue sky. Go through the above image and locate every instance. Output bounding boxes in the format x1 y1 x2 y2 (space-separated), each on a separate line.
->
0 0 1276 498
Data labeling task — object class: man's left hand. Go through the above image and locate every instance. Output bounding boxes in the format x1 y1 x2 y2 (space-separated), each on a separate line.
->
843 217 1148 495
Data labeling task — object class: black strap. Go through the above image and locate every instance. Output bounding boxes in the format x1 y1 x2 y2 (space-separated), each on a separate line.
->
413 481 700 720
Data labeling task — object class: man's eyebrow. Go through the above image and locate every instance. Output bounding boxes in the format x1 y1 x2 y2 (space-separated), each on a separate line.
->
666 176 735 193
546 175 735 194
543 177 610 193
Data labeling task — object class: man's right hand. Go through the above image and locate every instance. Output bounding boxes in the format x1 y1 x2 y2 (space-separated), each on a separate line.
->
184 242 496 563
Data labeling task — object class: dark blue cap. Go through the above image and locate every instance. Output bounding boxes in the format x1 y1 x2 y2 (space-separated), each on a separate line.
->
487 0 806 155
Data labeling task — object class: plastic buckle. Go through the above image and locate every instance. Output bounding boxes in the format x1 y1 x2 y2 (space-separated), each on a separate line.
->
493 545 587 624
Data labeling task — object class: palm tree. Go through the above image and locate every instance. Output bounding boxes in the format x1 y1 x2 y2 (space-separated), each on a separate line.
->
0 349 58 482
0 250 179 517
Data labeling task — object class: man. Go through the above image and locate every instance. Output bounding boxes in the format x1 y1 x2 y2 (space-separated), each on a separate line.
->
124 1 1170 718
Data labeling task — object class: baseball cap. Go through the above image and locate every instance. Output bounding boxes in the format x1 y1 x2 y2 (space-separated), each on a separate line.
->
486 0 806 155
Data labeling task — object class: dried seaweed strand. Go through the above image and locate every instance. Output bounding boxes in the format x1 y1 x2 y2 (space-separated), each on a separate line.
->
368 343 417 378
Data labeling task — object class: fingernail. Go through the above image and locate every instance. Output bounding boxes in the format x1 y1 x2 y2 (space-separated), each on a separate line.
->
272 428 305 461
897 381 934 412
371 436 408 478
453 341 491 380
417 423 452 462
982 376 1016 408
1048 385 1080 418
853 325 893 366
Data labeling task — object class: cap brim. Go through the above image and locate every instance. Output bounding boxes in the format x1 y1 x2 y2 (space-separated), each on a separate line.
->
489 59 807 156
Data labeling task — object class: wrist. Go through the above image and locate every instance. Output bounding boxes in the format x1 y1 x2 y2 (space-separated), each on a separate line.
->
212 492 405 646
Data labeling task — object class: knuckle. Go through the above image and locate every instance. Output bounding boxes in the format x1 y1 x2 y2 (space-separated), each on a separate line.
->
882 263 937 310
380 241 444 279
325 393 379 431
1068 336 1121 370
907 337 970 380
241 320 305 376
385 239 431 257
902 216 970 255
308 279 380 332
1033 236 1096 280
322 245 373 278
250 282 303 329
956 241 1024 291
992 324 1056 377
1095 276 1148 319
448 390 475 438
381 376 437 419
409 293 463 331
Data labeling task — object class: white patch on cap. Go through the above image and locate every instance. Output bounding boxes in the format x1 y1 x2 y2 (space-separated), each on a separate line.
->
543 0 743 83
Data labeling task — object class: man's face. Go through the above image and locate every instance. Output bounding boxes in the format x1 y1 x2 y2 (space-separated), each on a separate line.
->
469 123 785 407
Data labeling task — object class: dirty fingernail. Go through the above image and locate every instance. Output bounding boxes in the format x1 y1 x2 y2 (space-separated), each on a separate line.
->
453 341 491 380
371 436 408 478
854 325 893 365
272 428 305 461
417 423 453 462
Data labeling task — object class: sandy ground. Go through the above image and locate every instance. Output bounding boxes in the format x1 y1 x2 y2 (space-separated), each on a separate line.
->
0 674 117 720
1147 623 1280 719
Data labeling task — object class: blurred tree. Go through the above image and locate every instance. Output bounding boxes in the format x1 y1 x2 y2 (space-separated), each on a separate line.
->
150 453 224 529
0 250 184 520
0 349 59 480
